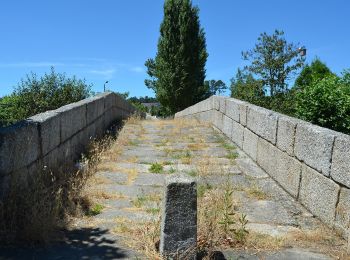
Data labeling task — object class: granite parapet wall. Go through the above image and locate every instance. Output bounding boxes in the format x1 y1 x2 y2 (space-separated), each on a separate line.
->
175 95 350 239
0 92 136 199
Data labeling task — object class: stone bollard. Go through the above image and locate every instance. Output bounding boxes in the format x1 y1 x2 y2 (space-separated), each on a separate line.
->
160 174 197 259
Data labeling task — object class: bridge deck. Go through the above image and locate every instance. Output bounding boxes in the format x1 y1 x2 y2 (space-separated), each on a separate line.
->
1 118 348 259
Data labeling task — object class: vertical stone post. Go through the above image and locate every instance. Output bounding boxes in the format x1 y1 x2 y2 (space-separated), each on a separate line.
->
160 174 197 259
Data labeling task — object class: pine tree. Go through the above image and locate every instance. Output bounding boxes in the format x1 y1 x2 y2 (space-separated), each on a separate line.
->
145 0 208 114
294 58 334 90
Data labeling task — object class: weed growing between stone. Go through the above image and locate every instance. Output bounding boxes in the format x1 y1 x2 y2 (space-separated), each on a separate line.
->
149 163 164 174
197 175 250 258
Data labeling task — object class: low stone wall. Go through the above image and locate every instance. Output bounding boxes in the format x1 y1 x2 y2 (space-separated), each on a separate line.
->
175 95 350 239
0 92 136 200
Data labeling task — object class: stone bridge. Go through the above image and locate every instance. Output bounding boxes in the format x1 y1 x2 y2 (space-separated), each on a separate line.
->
0 94 349 259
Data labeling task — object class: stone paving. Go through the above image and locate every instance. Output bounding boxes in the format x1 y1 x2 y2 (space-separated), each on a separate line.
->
1 118 349 259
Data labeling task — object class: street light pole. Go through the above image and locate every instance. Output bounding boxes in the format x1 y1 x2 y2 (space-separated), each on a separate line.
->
104 80 109 92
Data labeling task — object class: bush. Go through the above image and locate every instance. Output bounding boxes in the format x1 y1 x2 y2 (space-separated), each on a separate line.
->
295 73 350 134
0 68 92 127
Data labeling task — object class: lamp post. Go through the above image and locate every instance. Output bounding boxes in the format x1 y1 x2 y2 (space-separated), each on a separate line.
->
104 80 109 92
298 47 306 57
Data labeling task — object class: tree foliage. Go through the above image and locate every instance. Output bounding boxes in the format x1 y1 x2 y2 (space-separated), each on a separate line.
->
204 79 227 96
230 69 265 105
242 30 305 96
295 72 350 134
0 68 91 127
294 58 334 90
145 0 208 115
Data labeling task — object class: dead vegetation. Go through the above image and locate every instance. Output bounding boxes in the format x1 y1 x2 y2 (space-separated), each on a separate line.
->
0 114 141 245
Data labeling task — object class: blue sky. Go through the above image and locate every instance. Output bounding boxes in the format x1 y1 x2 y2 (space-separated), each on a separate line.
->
0 0 349 98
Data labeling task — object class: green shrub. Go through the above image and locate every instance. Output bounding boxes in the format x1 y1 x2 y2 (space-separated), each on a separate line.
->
0 68 92 127
295 73 350 134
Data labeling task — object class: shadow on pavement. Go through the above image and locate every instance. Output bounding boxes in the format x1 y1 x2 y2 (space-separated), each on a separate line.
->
0 227 133 260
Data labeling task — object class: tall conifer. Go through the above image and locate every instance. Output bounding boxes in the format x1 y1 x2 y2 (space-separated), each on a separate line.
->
145 0 208 114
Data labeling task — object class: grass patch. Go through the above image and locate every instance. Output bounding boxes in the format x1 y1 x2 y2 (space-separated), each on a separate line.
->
198 183 213 198
245 232 285 250
222 142 236 151
146 207 160 215
246 185 269 200
87 204 104 216
162 161 173 165
131 195 148 208
131 193 162 209
187 170 197 177
128 140 139 146
187 143 208 151
226 151 239 160
168 167 176 174
149 163 164 174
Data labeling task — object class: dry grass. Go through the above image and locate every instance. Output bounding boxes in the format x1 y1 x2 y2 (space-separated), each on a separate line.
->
244 232 285 251
286 228 350 259
0 115 142 245
113 215 162 259
187 143 209 151
246 185 269 200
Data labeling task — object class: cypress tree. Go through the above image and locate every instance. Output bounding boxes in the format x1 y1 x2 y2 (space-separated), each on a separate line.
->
145 0 208 114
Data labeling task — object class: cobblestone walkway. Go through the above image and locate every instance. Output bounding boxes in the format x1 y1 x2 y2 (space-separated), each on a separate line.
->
1 118 348 259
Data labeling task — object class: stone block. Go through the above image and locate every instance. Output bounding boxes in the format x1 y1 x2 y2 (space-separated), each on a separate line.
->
115 93 126 110
94 116 106 138
26 159 45 187
206 96 215 110
29 110 60 156
86 96 105 125
0 175 10 201
103 92 116 110
222 115 233 139
70 129 89 162
56 102 87 143
294 123 335 176
213 110 223 130
160 174 197 259
299 164 339 224
335 188 350 238
231 120 244 148
276 116 298 156
104 108 116 128
225 99 240 122
239 103 248 126
86 121 97 140
243 128 259 161
247 105 278 144
174 111 182 118
200 110 214 123
0 121 40 176
212 96 220 110
219 97 226 113
43 148 60 172
275 147 302 198
11 166 30 191
58 140 73 165
197 112 205 122
257 138 277 177
331 134 350 188
197 100 205 113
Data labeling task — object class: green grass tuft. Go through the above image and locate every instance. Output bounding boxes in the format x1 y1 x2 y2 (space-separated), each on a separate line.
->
149 163 164 173
88 204 104 216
